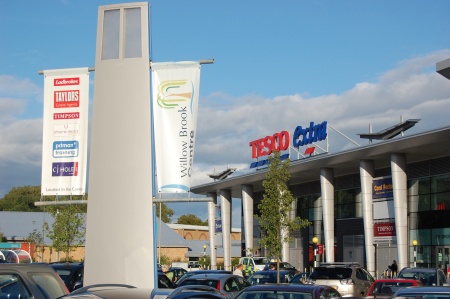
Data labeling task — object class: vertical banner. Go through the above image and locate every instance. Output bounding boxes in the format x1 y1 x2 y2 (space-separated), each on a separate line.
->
152 62 201 193
41 68 90 195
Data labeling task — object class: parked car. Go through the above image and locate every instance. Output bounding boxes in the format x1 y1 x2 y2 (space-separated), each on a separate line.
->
263 261 297 271
393 286 450 298
366 278 423 297
158 272 176 288
397 267 448 286
175 269 232 286
165 267 188 283
247 270 297 284
66 284 154 299
305 262 374 297
166 285 225 299
176 273 250 299
0 263 69 299
240 257 270 277
234 283 342 299
289 272 310 284
50 262 84 292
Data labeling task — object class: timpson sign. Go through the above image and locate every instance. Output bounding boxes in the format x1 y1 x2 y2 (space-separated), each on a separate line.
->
249 121 327 168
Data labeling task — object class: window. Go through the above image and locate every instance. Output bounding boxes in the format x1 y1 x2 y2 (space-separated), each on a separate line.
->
0 274 31 299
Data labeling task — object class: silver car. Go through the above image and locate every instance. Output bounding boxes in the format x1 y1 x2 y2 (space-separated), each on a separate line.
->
176 273 250 299
305 262 374 297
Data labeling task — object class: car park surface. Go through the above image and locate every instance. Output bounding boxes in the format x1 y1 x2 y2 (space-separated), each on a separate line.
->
50 262 84 292
0 263 69 299
234 283 342 299
176 273 250 299
392 286 450 298
396 267 447 286
305 262 374 297
247 270 297 284
366 278 423 297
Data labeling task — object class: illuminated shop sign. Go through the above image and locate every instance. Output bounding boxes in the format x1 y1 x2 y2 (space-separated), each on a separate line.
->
249 121 327 168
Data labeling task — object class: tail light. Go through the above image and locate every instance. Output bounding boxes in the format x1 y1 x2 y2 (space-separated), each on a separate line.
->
216 280 221 291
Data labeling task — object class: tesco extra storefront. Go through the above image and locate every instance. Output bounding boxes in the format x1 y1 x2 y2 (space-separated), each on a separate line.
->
191 122 450 277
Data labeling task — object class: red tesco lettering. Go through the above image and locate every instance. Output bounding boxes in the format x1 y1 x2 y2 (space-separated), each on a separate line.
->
249 131 290 158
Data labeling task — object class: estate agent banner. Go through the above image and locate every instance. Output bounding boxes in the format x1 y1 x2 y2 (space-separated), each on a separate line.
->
152 62 201 193
41 68 90 196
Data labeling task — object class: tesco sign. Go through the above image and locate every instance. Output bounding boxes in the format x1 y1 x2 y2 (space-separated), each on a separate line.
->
249 121 328 159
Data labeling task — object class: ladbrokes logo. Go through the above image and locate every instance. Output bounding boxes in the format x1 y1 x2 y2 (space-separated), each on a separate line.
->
54 77 80 86
156 80 193 110
54 90 79 108
52 162 78 177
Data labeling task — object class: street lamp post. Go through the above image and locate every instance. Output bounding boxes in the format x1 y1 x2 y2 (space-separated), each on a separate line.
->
312 237 319 268
203 244 207 269
412 240 418 267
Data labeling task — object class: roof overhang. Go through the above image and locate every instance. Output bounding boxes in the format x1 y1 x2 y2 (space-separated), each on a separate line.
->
190 126 450 198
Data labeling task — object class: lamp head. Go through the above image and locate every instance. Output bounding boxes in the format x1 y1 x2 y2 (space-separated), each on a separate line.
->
312 237 318 244
412 239 418 246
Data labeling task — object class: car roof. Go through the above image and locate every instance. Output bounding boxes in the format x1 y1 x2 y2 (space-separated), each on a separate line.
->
395 286 450 294
184 273 235 279
400 267 440 272
373 279 421 283
241 284 333 292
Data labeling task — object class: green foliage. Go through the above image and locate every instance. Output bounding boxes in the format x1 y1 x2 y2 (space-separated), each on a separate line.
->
45 204 85 261
256 151 310 262
0 186 44 211
26 226 46 262
155 202 174 223
176 214 207 226
159 254 172 266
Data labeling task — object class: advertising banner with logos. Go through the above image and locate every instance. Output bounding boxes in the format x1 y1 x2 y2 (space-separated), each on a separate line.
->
41 68 90 196
152 61 200 193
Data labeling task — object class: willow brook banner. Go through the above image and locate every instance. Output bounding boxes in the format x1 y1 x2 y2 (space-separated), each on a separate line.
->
151 62 201 193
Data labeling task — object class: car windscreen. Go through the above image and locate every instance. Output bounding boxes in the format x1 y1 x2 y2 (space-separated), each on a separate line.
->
254 258 270 265
309 267 352 279
398 271 436 286
181 279 219 289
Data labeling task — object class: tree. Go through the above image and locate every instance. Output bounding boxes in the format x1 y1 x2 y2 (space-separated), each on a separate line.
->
155 202 174 223
0 186 44 211
177 214 207 226
26 225 46 262
256 150 310 282
46 203 85 261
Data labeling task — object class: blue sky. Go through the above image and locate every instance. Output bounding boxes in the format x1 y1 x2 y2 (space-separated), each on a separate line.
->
1 1 450 226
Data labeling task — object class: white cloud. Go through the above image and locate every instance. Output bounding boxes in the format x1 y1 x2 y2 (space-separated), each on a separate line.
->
1 50 450 228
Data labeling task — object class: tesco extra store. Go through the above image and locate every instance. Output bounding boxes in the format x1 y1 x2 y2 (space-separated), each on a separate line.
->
191 122 450 277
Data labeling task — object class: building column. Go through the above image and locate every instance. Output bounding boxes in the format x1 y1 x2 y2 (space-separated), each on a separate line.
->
314 196 323 265
391 153 408 271
408 180 419 267
320 168 335 263
207 192 218 270
220 189 232 271
360 159 375 276
242 185 254 256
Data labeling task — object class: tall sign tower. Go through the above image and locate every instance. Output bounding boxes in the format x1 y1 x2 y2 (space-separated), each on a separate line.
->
84 2 154 287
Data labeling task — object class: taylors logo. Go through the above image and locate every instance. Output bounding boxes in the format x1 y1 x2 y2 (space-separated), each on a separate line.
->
54 77 80 86
52 162 78 177
156 80 194 111
53 140 79 158
54 90 79 108
53 123 80 137
53 112 80 120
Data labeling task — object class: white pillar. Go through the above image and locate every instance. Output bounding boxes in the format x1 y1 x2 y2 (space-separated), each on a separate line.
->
208 192 218 270
85 3 154 288
242 185 254 256
391 153 408 271
220 189 232 270
360 160 375 276
320 168 335 263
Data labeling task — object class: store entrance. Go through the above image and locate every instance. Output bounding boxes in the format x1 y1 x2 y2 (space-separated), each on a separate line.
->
436 246 450 273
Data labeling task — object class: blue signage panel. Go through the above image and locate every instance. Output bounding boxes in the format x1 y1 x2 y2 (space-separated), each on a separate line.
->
373 177 393 199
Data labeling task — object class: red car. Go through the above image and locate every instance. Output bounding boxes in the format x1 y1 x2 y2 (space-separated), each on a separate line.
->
367 278 423 296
